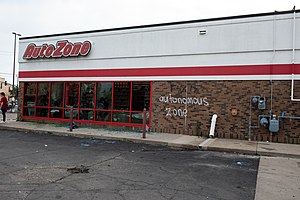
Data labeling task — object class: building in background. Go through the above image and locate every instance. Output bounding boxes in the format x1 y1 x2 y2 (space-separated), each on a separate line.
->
0 77 12 103
18 9 300 143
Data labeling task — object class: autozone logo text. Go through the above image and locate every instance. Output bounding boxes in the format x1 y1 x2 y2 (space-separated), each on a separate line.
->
23 40 92 59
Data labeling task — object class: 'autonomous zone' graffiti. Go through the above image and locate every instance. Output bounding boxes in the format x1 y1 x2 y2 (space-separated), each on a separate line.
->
159 94 209 106
159 94 209 118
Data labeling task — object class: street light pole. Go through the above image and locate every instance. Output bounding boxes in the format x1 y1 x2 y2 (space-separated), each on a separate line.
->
12 32 21 112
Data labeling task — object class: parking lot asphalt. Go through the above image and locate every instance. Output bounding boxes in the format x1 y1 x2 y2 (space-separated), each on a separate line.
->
0 130 259 200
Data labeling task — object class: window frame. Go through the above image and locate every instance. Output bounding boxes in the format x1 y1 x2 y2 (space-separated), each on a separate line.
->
22 81 152 127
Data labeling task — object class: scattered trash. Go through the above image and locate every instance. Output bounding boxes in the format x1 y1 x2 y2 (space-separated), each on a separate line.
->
105 140 116 144
66 122 78 129
80 139 99 147
80 139 117 147
236 161 251 167
80 143 90 147
67 165 89 173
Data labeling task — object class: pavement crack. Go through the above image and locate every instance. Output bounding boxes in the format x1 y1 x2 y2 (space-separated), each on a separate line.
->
168 190 178 200
86 153 122 168
0 151 40 162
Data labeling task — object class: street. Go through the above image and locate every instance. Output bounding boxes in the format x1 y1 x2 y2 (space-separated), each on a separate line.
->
0 130 259 200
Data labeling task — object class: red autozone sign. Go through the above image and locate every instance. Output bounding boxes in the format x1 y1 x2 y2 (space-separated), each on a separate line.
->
23 40 92 59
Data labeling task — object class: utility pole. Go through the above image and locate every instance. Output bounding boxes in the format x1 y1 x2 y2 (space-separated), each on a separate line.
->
12 32 21 112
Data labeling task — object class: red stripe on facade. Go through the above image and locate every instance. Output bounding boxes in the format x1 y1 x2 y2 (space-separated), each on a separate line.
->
19 64 300 78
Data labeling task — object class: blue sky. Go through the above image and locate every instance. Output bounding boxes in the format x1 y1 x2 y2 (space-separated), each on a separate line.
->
0 0 298 84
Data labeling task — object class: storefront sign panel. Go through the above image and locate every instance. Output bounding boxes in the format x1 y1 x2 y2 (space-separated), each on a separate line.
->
23 40 91 59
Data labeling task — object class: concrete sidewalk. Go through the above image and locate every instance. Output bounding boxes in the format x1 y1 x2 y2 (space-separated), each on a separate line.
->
0 119 299 159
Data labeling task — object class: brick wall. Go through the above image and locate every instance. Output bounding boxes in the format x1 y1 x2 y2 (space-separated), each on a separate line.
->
17 82 24 121
151 80 300 144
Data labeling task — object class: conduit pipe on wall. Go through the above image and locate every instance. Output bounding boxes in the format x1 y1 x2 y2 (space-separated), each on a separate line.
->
209 114 218 138
292 8 296 64
290 9 300 101
291 74 300 101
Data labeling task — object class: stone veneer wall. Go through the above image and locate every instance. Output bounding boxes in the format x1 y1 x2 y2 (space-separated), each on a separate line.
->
151 80 300 144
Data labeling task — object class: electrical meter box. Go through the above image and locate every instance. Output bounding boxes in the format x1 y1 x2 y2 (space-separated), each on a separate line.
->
269 119 279 133
258 97 266 110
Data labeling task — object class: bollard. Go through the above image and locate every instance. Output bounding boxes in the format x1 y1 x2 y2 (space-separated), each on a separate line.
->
69 106 73 132
142 108 146 138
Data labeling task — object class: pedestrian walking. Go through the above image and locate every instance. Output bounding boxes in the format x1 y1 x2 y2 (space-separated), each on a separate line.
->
0 92 7 123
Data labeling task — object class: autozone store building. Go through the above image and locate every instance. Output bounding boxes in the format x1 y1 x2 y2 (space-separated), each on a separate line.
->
18 10 300 143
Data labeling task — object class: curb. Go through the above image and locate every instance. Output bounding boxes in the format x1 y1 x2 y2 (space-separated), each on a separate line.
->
256 151 300 159
0 126 196 150
203 146 258 156
203 146 300 159
1 126 299 158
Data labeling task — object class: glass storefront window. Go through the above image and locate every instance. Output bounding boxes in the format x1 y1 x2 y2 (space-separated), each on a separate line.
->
22 81 151 126
131 111 150 124
80 82 94 108
96 82 112 110
51 83 64 107
37 83 49 106
113 82 130 110
36 108 48 117
50 109 63 118
80 110 94 120
96 111 111 122
23 107 35 117
65 82 79 108
64 109 79 120
113 111 130 123
24 82 36 107
132 82 150 111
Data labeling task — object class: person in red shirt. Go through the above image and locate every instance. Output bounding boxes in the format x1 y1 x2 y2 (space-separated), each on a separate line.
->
0 92 7 123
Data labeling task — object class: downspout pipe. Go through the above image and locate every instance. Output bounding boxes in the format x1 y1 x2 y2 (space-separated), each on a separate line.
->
291 8 300 101
209 114 218 138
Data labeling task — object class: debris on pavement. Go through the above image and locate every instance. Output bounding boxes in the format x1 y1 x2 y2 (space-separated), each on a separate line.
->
67 165 89 173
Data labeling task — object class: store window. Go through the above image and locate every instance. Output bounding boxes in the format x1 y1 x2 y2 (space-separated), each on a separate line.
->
36 83 49 117
96 82 112 122
37 83 49 106
22 81 151 126
132 82 150 111
80 82 95 109
23 82 36 116
51 83 63 107
130 82 150 124
36 108 48 118
96 82 112 110
80 82 94 120
65 82 79 120
50 82 64 118
96 111 111 122
113 111 130 123
113 82 130 110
